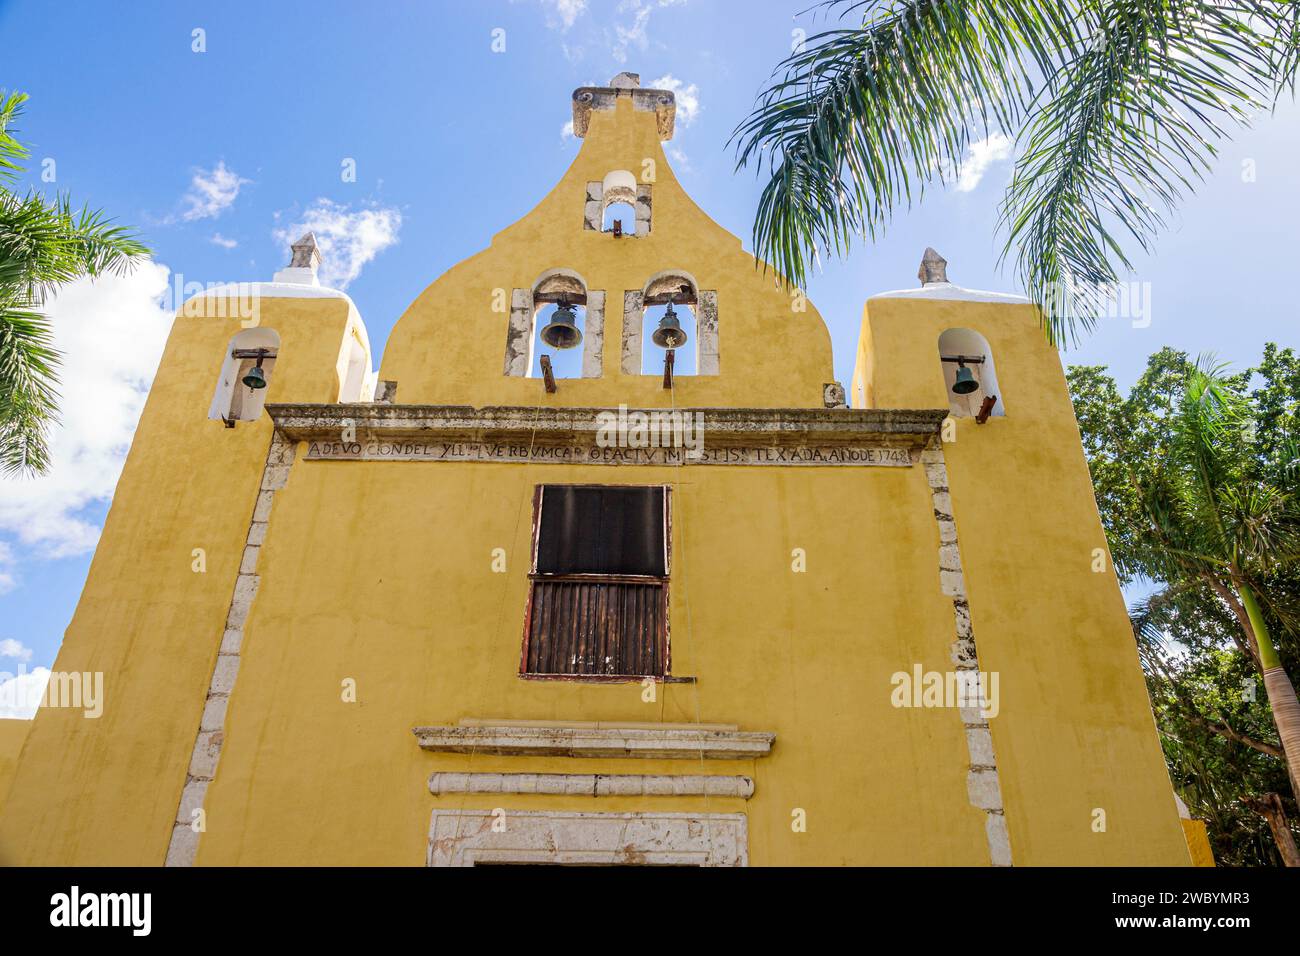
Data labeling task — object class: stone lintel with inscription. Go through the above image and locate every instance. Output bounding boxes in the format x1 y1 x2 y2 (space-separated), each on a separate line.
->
266 404 948 468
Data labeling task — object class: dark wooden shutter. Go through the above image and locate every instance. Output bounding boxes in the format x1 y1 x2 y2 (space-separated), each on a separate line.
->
536 485 665 577
524 486 669 677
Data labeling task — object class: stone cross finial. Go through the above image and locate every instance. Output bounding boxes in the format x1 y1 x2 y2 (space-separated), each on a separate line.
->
918 247 948 285
289 232 322 270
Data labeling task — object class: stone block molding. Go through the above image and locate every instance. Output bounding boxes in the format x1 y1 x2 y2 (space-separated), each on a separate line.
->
427 811 748 866
697 290 719 374
620 290 644 375
427 772 755 799
581 290 605 378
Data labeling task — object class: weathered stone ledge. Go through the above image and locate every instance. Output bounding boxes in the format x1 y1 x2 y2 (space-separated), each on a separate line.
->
413 724 776 760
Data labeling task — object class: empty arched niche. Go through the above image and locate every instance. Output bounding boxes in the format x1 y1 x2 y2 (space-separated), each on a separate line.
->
584 169 651 237
938 328 1004 418
209 327 280 425
603 200 636 235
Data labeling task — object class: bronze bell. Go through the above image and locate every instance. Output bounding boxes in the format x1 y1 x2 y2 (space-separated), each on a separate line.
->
651 300 688 350
951 361 979 395
540 298 583 350
242 361 268 390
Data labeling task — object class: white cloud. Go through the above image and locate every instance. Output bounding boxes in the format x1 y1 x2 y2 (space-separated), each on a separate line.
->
0 667 51 719
561 119 576 140
0 541 14 594
0 262 174 569
539 0 587 30
0 639 33 662
612 0 686 63
272 199 401 290
953 133 1013 193
649 73 700 126
210 232 237 249
181 161 249 221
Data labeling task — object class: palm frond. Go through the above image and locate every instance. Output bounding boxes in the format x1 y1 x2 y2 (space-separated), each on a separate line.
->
0 299 59 476
1000 0 1278 344
0 191 150 301
1270 0 1300 98
1131 586 1181 651
0 90 28 186
0 90 150 477
731 0 1083 288
1165 355 1245 520
1218 483 1300 567
736 1 1298 344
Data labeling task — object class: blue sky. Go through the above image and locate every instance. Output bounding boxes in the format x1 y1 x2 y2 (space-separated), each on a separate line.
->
2 0 1298 703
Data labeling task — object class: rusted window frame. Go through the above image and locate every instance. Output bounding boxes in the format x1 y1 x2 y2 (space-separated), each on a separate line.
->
519 483 672 681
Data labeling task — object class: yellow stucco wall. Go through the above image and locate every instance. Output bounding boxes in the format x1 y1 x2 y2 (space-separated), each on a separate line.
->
0 82 1189 866
0 719 31 825
1181 819 1216 866
194 459 992 865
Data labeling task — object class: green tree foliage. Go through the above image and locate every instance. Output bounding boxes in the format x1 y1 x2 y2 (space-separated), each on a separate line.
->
1069 345 1300 865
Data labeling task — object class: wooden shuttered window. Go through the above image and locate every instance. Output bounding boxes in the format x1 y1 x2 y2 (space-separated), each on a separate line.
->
522 485 669 678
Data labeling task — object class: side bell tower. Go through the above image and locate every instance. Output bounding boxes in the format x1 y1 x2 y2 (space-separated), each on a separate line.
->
852 252 1189 864
0 238 378 865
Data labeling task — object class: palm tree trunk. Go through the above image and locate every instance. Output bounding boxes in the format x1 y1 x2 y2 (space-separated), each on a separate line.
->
1239 585 1300 806
1242 793 1300 867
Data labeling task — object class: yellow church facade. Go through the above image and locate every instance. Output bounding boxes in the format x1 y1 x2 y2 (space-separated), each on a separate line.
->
0 75 1196 866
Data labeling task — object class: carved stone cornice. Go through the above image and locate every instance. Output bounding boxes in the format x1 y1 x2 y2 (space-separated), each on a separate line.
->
267 403 945 467
267 403 945 444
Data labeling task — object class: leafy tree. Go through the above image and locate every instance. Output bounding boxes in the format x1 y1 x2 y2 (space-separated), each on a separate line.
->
734 1 1300 344
1134 585 1297 864
0 90 149 476
1069 346 1300 864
